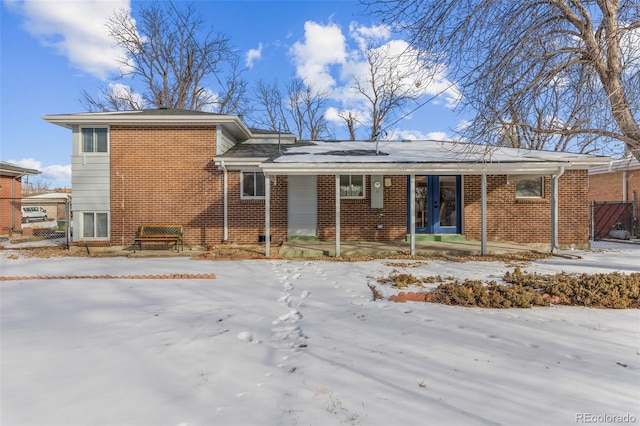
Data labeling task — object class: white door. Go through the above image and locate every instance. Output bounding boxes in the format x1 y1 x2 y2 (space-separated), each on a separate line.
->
288 175 317 237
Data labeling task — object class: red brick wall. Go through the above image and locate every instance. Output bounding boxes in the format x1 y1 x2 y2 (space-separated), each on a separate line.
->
589 169 640 202
225 172 287 244
0 175 21 234
105 125 590 249
110 125 223 247
317 175 407 241
463 170 589 246
108 125 289 247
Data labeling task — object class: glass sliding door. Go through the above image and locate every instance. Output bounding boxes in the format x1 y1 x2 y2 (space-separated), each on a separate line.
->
409 175 461 234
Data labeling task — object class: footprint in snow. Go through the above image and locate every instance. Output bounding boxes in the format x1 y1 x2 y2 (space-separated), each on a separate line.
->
278 295 292 306
272 325 302 342
237 331 261 344
272 309 302 325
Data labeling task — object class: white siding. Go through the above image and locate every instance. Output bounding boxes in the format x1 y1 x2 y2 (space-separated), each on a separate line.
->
70 125 110 241
217 127 237 155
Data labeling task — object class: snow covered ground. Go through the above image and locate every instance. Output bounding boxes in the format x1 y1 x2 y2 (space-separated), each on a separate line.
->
1 241 638 426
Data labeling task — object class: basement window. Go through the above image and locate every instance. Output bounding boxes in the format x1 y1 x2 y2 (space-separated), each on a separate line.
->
516 177 544 198
81 212 109 239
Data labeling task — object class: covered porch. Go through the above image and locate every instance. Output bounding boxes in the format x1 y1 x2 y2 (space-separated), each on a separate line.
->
260 140 610 257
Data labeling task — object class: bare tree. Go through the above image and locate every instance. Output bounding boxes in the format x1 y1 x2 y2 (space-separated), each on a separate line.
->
352 42 434 140
80 84 144 112
23 178 51 197
82 1 249 114
287 78 330 140
252 79 290 132
251 78 330 140
336 110 362 141
367 0 640 161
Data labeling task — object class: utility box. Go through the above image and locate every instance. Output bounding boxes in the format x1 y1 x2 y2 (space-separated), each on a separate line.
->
371 175 384 209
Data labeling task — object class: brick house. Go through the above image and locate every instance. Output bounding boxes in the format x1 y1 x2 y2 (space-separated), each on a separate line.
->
0 161 41 235
44 109 610 254
588 155 639 202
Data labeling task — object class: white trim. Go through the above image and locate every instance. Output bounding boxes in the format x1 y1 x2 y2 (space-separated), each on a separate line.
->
335 174 341 257
261 161 589 176
265 174 271 256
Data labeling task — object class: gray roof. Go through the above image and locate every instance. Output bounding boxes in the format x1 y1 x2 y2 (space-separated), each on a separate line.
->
0 161 41 177
218 141 315 159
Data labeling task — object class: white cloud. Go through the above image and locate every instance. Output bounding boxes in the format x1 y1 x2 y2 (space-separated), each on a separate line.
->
7 0 131 80
289 21 347 91
8 158 71 186
42 164 72 182
246 43 263 68
348 22 390 50
107 83 145 109
383 128 451 141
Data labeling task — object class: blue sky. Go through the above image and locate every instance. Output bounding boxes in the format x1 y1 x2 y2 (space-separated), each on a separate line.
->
1 0 466 188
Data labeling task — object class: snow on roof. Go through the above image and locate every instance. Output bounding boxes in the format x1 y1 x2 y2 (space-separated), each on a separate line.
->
261 140 610 175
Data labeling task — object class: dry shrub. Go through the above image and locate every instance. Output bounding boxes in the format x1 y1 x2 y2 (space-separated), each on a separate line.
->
378 267 639 309
429 280 549 308
377 272 424 288
504 268 640 309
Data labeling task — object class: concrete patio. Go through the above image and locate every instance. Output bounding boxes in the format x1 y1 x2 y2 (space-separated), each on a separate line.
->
278 238 549 258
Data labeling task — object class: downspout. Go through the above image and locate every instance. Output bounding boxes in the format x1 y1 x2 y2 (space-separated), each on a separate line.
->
220 161 228 242
481 173 487 256
11 175 20 233
551 166 565 253
622 170 628 202
265 174 271 257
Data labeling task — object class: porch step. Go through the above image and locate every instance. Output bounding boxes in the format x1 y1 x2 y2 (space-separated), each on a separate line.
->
406 234 466 242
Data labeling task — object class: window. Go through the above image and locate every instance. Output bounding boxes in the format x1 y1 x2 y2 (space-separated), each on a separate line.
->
340 175 365 198
81 127 108 153
516 177 544 198
82 212 109 239
242 171 265 198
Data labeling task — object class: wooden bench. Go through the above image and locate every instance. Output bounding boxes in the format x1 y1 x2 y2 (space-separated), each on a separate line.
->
133 225 184 252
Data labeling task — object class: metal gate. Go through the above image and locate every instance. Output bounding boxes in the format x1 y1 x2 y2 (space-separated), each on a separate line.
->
591 201 638 240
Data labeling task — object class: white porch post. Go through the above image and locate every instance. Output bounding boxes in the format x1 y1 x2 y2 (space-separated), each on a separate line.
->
481 173 487 256
551 167 565 253
335 174 341 257
265 174 271 257
409 174 416 256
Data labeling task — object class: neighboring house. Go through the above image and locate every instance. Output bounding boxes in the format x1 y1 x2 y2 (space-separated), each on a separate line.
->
44 109 611 254
22 192 72 221
0 161 41 235
588 155 639 239
588 155 640 202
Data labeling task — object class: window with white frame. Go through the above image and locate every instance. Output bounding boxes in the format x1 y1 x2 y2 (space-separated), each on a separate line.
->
242 171 265 198
340 175 365 198
81 127 108 153
516 177 544 198
82 212 109 239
